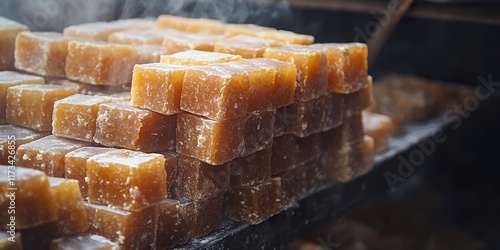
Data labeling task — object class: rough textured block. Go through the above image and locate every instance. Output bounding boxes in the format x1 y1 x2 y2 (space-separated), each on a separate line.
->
109 28 174 45
156 199 181 249
157 15 190 31
160 151 178 194
258 29 314 45
0 16 29 70
344 75 373 116
271 134 321 176
243 110 275 156
16 135 90 177
230 148 272 187
63 19 154 41
190 192 224 238
14 32 69 77
6 84 77 131
186 18 226 34
50 234 118 250
363 111 394 153
0 71 44 123
94 102 176 152
160 50 242 66
162 33 216 55
225 24 276 37
48 78 125 96
0 125 48 165
214 35 279 58
133 45 164 64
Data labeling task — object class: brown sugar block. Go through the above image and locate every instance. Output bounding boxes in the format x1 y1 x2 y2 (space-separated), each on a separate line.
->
270 135 296 175
225 24 276 37
133 45 164 64
156 199 181 249
52 94 112 142
350 135 375 179
292 95 332 138
190 192 224 238
230 148 272 187
16 135 91 177
64 147 117 199
130 63 187 115
173 155 230 200
214 35 280 58
50 234 118 250
109 28 171 45
65 40 136 85
258 29 314 45
14 32 69 77
87 149 166 211
363 111 394 153
63 19 154 41
85 202 158 250
47 177 88 236
180 63 249 120
186 18 227 34
176 201 196 244
0 231 22 250
0 125 48 165
243 110 275 156
344 76 373 116
94 102 176 152
276 161 307 205
6 84 76 131
160 50 242 66
264 45 327 101
157 15 190 31
160 151 178 194
0 71 44 123
312 43 368 94
0 166 57 229
48 78 125 96
224 178 284 225
0 17 29 70
295 134 322 165
162 33 216 55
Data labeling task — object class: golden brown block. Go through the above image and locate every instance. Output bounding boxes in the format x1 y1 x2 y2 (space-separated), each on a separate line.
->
130 63 187 115
258 29 314 45
159 50 242 66
65 40 136 85
278 156 324 205
230 148 272 187
48 78 125 96
264 45 328 101
94 102 176 152
14 32 69 77
6 84 76 131
224 178 284 225
225 24 276 37
160 151 178 194
0 125 48 165
180 63 249 120
186 18 227 34
271 134 321 176
162 33 216 55
0 231 22 250
48 177 88 236
156 199 181 249
87 149 167 211
363 111 394 153
0 71 44 123
16 135 90 177
243 110 275 156
0 166 57 229
64 147 117 199
109 28 176 45
0 17 29 70
50 234 118 250
214 35 280 58
133 45 164 64
173 155 230 200
344 75 373 116
63 19 155 41
52 94 112 142
157 14 190 31
85 202 158 250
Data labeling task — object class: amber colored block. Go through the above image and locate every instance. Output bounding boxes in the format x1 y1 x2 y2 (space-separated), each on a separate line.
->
133 45 164 64
224 178 283 225
0 71 44 123
161 151 178 194
162 33 216 55
65 40 136 85
312 43 368 94
109 28 174 45
230 148 272 187
363 111 394 153
0 231 22 250
50 234 118 250
85 202 158 250
264 45 327 101
156 199 181 249
271 134 321 176
225 24 276 37
14 32 69 77
258 29 314 45
173 155 230 200
176 201 196 244
64 147 117 199
351 135 375 178
186 18 227 34
6 84 76 131
292 95 329 138
344 76 373 116
160 50 242 66
0 166 57 229
48 78 125 96
214 35 280 58
16 135 90 177
0 125 48 165
277 161 307 206
190 192 224 238
243 110 275 156
63 19 155 41
52 94 112 142
180 63 249 120
48 177 88 236
131 63 187 115
245 58 296 109
0 17 29 70
157 14 190 31
94 102 176 152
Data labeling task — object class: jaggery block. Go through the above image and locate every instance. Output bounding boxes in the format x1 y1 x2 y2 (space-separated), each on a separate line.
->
133 45 164 64
258 29 314 45
271 134 321 176
63 19 154 41
156 199 181 249
230 148 272 187
0 17 29 70
49 78 125 96
243 110 275 156
50 234 118 250
173 155 230 200
94 102 176 152
224 178 283 224
16 135 90 177
264 45 327 101
160 151 178 194
87 149 167 211
344 76 373 116
225 24 276 37
64 147 117 199
0 166 57 229
180 63 249 120
214 35 280 58
295 134 322 165
6 84 76 131
0 71 44 123
85 202 158 250
48 177 88 236
109 28 174 45
0 231 22 250
52 94 112 141
186 18 227 34
0 125 48 165
130 63 187 115
176 201 196 244
14 32 70 77
276 161 307 205
157 15 190 31
350 135 375 178
245 58 297 109
160 50 242 66
65 40 136 85
190 192 224 238
362 111 394 153
162 33 216 55
312 43 368 94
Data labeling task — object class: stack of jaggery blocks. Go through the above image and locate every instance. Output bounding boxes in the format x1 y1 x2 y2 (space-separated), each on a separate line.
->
0 14 376 249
